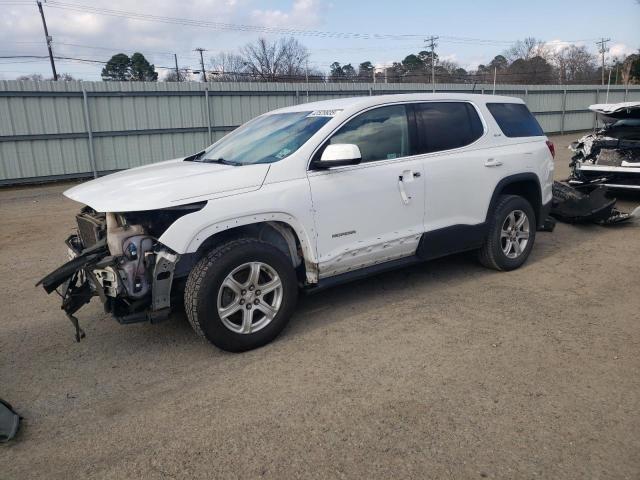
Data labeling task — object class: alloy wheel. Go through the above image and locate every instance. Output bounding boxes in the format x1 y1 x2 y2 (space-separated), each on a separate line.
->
500 209 530 259
216 261 283 334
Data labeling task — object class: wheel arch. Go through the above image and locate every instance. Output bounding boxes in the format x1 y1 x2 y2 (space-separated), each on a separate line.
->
486 173 543 227
181 214 318 284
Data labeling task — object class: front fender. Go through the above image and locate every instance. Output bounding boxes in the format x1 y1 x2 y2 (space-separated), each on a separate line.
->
158 176 319 283
160 210 318 282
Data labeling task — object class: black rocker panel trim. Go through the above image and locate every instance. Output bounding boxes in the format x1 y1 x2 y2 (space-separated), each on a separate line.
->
417 223 489 261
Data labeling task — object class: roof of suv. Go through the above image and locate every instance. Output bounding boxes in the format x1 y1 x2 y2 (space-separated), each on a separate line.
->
274 93 524 114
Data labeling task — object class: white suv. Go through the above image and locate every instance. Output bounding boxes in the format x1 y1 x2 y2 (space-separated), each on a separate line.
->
39 93 554 351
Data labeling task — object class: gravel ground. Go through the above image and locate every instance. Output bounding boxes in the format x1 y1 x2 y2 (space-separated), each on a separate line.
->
1 134 639 479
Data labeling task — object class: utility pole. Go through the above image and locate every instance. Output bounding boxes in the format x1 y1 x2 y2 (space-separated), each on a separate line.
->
595 38 610 86
173 53 180 81
305 59 309 101
492 67 497 95
195 48 207 82
425 35 439 93
37 0 57 81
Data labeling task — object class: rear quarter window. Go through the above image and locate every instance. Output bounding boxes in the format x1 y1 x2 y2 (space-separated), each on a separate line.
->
486 103 544 137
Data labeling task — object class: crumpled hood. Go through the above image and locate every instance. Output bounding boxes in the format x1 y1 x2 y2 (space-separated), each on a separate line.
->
64 158 270 212
589 102 640 123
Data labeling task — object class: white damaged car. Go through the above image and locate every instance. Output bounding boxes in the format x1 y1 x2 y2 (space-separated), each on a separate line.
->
569 101 640 190
39 93 554 351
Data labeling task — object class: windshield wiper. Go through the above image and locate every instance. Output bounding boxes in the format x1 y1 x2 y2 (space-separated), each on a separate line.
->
203 157 241 166
184 150 205 162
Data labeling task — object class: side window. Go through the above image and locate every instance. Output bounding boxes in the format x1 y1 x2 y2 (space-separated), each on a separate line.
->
327 105 411 162
486 103 544 137
415 102 484 153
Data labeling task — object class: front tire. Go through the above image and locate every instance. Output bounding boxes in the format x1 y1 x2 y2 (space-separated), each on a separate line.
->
185 238 298 352
478 195 536 271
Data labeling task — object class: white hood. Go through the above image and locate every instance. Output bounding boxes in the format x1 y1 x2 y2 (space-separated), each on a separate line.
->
64 158 270 212
589 102 640 115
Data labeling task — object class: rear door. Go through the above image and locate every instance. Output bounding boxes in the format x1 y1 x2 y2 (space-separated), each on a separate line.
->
307 104 425 278
414 101 499 233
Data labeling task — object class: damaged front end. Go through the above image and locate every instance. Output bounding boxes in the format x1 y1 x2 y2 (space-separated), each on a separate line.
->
37 204 202 341
569 102 640 190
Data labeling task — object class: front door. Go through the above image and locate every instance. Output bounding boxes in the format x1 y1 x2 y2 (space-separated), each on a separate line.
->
307 104 425 278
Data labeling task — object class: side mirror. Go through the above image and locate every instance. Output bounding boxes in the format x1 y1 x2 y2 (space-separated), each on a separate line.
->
313 144 362 169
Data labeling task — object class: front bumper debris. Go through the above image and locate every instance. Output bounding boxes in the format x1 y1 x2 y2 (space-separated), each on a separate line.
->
37 232 178 341
550 181 640 225
36 238 108 341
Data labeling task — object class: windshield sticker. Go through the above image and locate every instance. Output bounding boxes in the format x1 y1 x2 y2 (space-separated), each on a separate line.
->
275 148 293 159
307 109 342 118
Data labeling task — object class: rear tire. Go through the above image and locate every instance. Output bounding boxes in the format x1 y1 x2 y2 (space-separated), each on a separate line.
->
478 195 536 271
185 238 298 352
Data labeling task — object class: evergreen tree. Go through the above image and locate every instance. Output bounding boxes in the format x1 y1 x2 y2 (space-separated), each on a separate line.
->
130 52 158 81
101 53 158 81
101 53 131 81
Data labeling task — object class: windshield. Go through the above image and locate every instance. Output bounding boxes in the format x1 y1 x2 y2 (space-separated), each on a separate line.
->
197 111 333 165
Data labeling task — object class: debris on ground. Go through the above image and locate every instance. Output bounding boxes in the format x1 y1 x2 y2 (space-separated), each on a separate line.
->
550 181 640 225
0 399 21 443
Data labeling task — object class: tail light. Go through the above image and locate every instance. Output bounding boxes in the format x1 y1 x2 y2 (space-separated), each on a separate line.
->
546 140 555 159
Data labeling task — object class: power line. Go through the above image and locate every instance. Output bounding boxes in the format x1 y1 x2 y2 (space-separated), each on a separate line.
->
0 55 176 70
5 0 613 73
42 1 605 47
44 1 420 40
53 42 177 56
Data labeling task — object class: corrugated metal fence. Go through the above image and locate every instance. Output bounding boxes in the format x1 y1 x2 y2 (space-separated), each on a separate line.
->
1 80 639 185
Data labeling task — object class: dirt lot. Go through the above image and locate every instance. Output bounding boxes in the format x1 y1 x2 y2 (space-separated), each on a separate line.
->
1 134 639 479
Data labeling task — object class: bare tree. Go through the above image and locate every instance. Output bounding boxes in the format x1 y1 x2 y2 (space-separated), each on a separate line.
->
17 72 78 81
56 73 78 81
16 73 44 81
551 45 596 84
163 69 192 82
240 37 309 81
208 52 249 81
622 52 640 85
504 37 549 62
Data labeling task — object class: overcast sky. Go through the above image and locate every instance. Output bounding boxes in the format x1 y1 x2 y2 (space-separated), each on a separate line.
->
1 0 638 80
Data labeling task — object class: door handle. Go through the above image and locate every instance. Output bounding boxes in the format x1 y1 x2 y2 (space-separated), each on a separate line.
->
398 170 420 205
398 178 410 205
398 170 420 182
484 158 503 167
